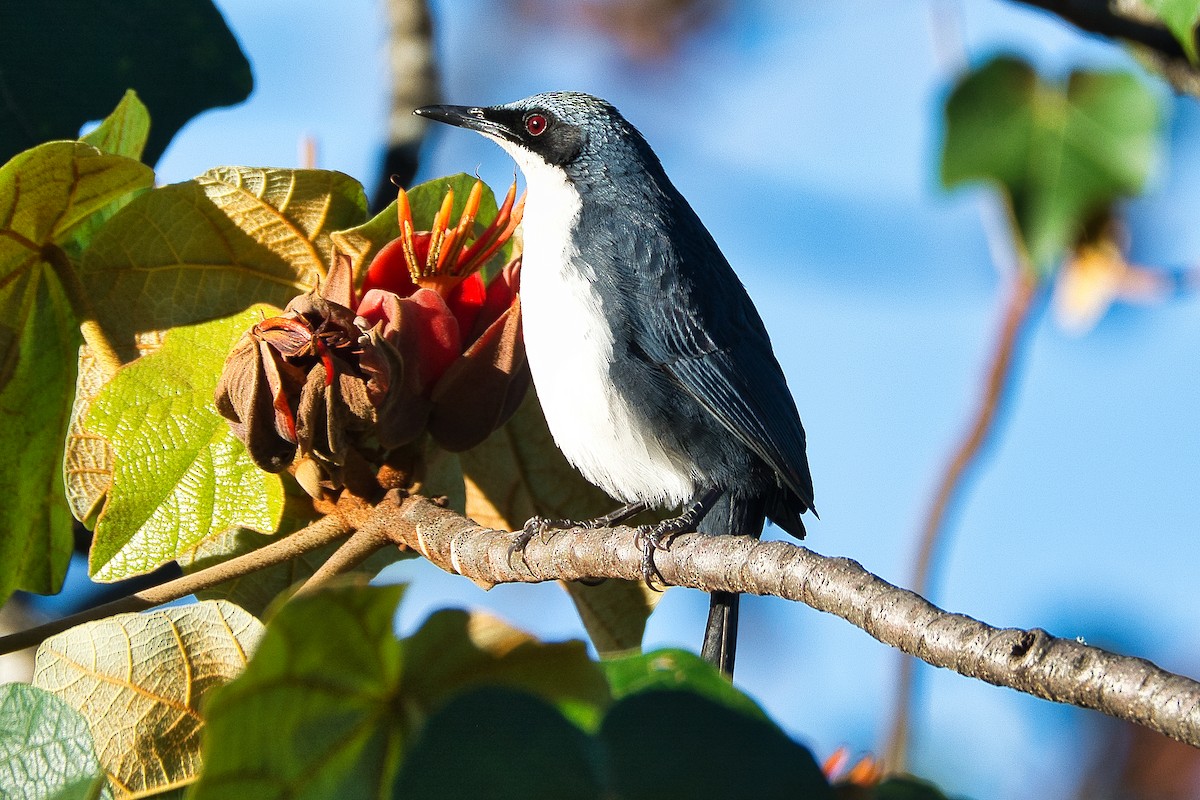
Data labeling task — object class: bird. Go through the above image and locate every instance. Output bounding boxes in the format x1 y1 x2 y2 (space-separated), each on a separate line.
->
414 92 815 675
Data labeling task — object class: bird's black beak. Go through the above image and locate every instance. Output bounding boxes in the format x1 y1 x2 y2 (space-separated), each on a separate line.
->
414 104 517 142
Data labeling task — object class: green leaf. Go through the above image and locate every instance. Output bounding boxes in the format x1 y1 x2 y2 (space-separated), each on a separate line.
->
0 0 251 165
81 90 150 162
0 141 152 606
941 57 1161 274
600 690 833 800
1144 0 1200 62
192 583 409 800
86 306 285 581
602 648 768 721
0 683 106 800
461 394 662 655
80 168 368 350
32 600 263 799
331 172 510 285
401 609 611 730
392 688 605 800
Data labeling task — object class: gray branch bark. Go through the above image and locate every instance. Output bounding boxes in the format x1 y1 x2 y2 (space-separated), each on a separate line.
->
368 491 1200 749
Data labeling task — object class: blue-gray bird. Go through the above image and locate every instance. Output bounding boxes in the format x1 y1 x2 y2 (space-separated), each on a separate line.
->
415 92 815 675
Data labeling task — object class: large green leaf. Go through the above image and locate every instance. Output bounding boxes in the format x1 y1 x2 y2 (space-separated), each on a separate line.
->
941 57 1160 274
1144 0 1200 62
0 683 107 800
32 601 263 799
391 689 605 799
0 0 251 165
81 167 369 349
86 307 285 581
600 690 832 800
601 648 768 721
0 141 152 606
192 584 608 800
461 394 662 655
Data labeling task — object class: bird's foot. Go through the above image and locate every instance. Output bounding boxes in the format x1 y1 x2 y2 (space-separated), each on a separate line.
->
634 516 696 591
508 502 650 562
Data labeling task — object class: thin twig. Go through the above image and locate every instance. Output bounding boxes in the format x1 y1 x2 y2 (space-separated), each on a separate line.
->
0 514 355 655
882 269 1040 772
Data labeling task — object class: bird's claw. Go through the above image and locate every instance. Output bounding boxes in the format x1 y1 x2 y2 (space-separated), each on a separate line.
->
634 523 677 592
508 515 580 564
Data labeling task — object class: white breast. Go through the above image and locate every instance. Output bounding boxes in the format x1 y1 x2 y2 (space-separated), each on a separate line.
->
489 138 697 508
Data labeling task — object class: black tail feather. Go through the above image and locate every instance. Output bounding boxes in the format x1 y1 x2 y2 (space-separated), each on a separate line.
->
696 491 767 677
701 590 740 675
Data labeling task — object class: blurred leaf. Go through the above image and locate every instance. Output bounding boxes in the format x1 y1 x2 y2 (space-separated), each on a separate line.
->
602 648 768 721
86 307 285 582
0 683 107 800
0 0 251 165
32 601 263 798
600 690 832 800
391 688 604 799
192 583 408 800
0 141 152 606
941 57 1160 274
332 173 507 285
461 393 661 654
1144 0 1200 62
80 90 150 162
178 475 407 616
81 168 368 350
401 609 611 730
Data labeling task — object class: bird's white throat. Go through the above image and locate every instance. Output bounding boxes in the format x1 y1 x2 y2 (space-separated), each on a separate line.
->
488 137 698 507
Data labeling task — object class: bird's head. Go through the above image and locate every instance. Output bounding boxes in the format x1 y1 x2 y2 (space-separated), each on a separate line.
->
415 92 655 185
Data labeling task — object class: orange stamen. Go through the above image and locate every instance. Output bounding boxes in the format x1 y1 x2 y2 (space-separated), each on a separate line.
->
396 186 414 231
400 219 422 282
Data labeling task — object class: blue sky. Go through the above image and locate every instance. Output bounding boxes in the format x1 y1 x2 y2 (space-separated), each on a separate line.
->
143 1 1200 796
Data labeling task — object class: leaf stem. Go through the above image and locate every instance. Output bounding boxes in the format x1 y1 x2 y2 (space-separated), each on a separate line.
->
0 514 355 656
42 243 123 376
881 267 1041 773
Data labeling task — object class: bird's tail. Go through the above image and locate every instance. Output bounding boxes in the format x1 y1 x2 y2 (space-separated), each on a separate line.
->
697 491 766 676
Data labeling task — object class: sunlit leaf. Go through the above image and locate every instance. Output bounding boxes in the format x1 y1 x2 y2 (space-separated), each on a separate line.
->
0 0 251 165
391 688 604 799
86 307 285 581
81 168 368 349
1143 0 1200 62
0 141 152 606
941 57 1160 274
80 90 150 163
461 393 662 654
0 683 107 800
32 601 263 798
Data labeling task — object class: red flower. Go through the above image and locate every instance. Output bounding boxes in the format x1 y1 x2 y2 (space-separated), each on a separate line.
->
216 177 531 489
355 178 530 451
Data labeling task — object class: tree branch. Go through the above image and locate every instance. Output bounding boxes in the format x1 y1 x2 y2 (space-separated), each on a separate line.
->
366 491 1200 749
1016 0 1186 60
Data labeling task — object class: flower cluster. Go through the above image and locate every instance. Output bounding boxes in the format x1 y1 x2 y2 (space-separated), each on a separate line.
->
216 178 529 489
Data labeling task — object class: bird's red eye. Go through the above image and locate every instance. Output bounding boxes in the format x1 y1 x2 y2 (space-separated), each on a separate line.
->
525 114 547 136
